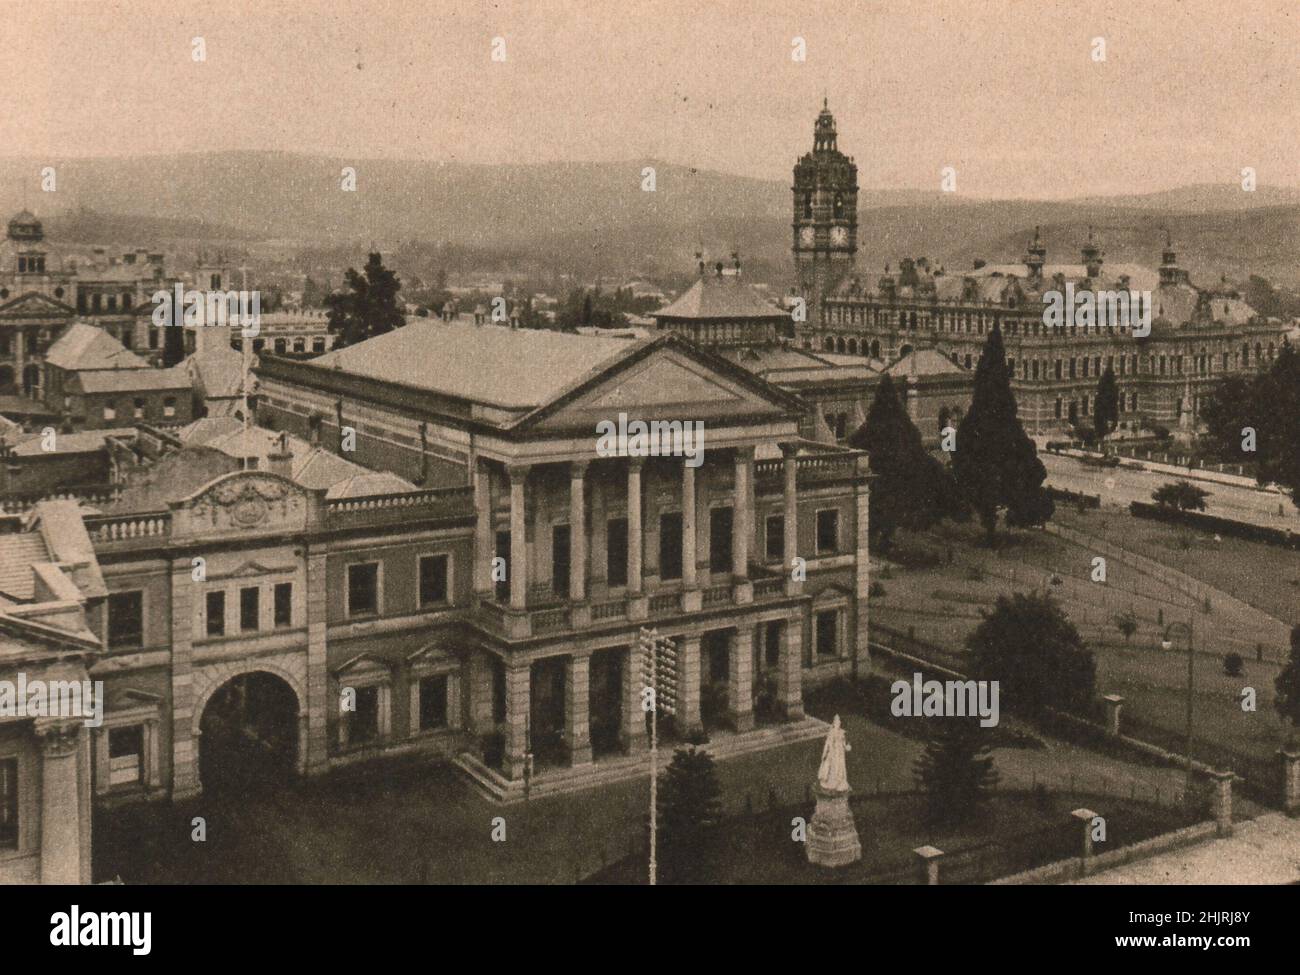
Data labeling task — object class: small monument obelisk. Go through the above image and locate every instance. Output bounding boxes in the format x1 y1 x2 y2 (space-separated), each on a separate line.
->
807 715 862 867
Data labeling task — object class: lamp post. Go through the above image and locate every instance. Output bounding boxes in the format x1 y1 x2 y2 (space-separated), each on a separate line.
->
639 626 677 886
1161 619 1195 790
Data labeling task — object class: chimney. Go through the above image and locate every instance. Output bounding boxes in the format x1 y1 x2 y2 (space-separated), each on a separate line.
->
267 431 293 479
732 251 741 275
696 250 705 276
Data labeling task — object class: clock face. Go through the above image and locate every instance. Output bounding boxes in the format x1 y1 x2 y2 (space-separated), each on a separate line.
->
799 225 815 247
830 225 849 247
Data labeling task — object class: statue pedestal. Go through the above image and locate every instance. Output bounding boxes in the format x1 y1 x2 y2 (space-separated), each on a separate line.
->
807 784 862 868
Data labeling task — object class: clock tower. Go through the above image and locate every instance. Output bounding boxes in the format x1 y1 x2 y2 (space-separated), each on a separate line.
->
793 99 858 328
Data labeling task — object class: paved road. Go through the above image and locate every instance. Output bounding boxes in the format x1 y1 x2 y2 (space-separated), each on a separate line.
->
1042 454 1295 531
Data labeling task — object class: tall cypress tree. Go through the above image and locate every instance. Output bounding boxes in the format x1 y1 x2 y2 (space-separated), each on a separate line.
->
1093 363 1119 441
326 252 404 349
951 325 1053 545
848 374 960 553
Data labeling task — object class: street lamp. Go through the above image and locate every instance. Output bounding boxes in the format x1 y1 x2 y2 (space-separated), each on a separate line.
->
1162 619 1195 791
639 626 677 886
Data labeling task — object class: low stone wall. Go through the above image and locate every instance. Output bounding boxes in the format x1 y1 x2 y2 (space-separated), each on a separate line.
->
988 821 1218 885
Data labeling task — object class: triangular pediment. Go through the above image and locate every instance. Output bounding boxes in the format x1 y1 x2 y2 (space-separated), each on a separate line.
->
0 291 76 319
335 653 391 678
212 559 296 580
519 339 802 435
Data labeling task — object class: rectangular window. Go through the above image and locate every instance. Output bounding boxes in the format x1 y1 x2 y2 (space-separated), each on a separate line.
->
0 758 16 849
419 554 449 606
658 512 683 581
163 397 176 418
349 686 380 744
107 590 143 649
816 610 839 657
347 563 379 617
606 518 629 588
418 674 449 731
273 582 292 628
312 338 326 353
133 398 145 419
494 531 510 602
240 586 260 632
205 590 225 637
816 509 840 555
108 726 143 786
709 507 733 574
103 402 117 421
551 526 570 598
765 514 785 562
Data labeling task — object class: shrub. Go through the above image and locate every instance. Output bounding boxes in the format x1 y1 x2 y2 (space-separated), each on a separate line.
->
869 580 886 597
1223 652 1244 677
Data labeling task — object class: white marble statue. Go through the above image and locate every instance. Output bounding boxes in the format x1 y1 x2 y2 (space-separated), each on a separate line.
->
817 714 852 792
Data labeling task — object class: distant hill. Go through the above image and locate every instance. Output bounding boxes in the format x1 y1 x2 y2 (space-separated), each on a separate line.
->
0 152 1295 287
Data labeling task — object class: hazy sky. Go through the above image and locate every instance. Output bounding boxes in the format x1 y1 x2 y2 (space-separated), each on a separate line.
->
4 0 1298 198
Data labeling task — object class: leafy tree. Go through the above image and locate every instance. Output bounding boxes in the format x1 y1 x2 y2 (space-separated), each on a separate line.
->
1199 342 1300 509
847 374 961 553
968 592 1096 715
1200 375 1254 458
325 252 404 349
1254 343 1300 510
1113 609 1138 644
657 746 723 884
951 325 1054 545
1093 364 1119 441
1274 625 1300 741
913 716 1000 826
1151 480 1210 511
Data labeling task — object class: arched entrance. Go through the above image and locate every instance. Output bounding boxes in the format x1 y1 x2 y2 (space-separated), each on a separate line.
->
198 671 300 793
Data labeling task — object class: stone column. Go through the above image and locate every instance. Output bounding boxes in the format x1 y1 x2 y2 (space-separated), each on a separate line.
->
1207 769 1234 837
36 720 82 885
777 617 804 721
852 453 872 680
169 556 200 800
627 458 646 618
913 845 944 885
732 448 753 604
678 633 702 735
503 661 531 780
728 623 755 732
569 461 588 604
681 460 699 607
1279 747 1300 815
1072 807 1099 876
473 460 493 599
566 654 592 766
13 330 23 394
621 642 647 754
304 549 329 774
782 442 801 596
1102 694 1124 736
466 651 494 735
507 465 529 611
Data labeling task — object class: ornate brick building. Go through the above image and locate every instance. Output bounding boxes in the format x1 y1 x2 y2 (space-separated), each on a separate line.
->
791 108 1290 437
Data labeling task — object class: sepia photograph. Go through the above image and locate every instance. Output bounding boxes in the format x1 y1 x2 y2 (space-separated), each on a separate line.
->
0 0 1297 950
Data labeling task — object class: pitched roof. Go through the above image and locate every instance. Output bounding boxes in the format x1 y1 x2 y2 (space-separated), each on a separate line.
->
175 418 417 498
73 368 192 394
653 275 787 321
885 347 969 377
309 320 634 409
44 322 148 371
0 534 51 599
